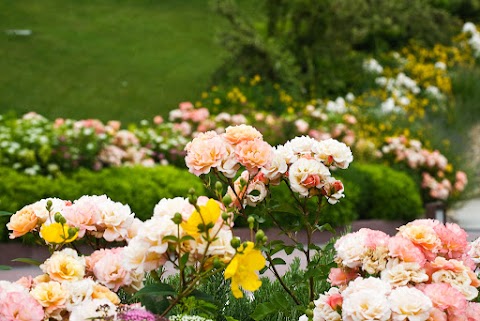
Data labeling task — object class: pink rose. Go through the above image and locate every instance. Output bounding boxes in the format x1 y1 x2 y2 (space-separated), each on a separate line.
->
0 291 44 321
328 267 358 286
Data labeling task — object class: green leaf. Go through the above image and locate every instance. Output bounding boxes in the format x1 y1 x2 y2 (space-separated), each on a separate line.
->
12 258 42 266
270 258 286 266
0 211 12 217
315 223 335 233
251 302 277 321
0 265 12 270
271 292 290 308
162 235 179 243
134 283 175 298
284 245 295 255
134 283 176 315
179 235 195 242
179 252 190 269
225 316 240 321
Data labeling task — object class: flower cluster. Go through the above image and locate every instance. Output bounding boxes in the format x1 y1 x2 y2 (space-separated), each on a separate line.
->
7 195 139 245
6 192 268 314
381 136 467 201
0 247 121 320
185 125 353 207
309 219 480 321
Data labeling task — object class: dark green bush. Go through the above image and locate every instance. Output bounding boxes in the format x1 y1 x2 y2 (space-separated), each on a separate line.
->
0 166 205 241
336 163 424 221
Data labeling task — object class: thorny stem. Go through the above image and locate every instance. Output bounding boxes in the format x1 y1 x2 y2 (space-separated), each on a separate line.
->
265 251 302 305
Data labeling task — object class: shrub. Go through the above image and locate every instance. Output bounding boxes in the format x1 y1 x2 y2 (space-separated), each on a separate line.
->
0 166 205 241
337 163 424 221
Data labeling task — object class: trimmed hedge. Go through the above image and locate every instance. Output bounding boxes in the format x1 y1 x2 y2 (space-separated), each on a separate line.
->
0 163 424 241
334 163 425 221
0 166 205 241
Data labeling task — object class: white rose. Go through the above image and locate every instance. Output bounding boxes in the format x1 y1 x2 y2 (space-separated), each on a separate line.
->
98 199 135 242
196 228 235 259
69 298 117 321
261 148 288 184
334 231 368 269
313 288 342 321
288 158 330 197
153 197 194 220
313 138 353 169
342 289 391 321
284 136 318 157
63 279 96 310
342 277 392 298
381 259 428 288
389 287 432 321
245 180 268 207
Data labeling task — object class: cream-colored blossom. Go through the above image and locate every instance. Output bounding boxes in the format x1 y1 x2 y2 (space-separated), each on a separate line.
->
381 259 428 288
389 287 432 321
40 248 86 282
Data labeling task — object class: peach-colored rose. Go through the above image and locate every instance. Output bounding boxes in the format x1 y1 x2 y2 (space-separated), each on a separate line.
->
7 207 38 239
92 284 120 305
185 132 227 176
398 223 441 259
224 125 262 145
15 276 34 291
235 139 273 173
40 248 85 282
328 267 358 286
428 308 447 321
30 281 68 314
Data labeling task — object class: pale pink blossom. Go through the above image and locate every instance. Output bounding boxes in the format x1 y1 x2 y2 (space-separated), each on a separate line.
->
93 248 132 291
0 291 44 321
389 286 432 321
294 119 309 133
388 236 426 266
435 223 469 259
328 268 358 286
466 302 480 321
320 177 345 204
419 283 467 316
313 287 342 321
179 101 194 111
261 147 288 185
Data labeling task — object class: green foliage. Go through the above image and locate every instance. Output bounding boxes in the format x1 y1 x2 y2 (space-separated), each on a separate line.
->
339 163 424 221
0 166 205 241
213 0 461 100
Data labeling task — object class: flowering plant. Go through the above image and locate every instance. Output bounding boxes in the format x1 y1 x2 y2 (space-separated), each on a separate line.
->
380 135 467 203
2 124 354 320
308 219 480 321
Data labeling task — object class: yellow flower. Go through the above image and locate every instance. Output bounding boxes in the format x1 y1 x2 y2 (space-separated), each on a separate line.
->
40 222 78 244
224 241 266 298
181 199 221 237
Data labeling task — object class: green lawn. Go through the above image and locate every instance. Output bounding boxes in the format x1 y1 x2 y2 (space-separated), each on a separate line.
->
0 0 229 123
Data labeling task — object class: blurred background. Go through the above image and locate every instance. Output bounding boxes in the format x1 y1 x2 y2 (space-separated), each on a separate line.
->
1 0 480 234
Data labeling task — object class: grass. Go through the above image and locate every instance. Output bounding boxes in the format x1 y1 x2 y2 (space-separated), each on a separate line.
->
0 0 231 123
